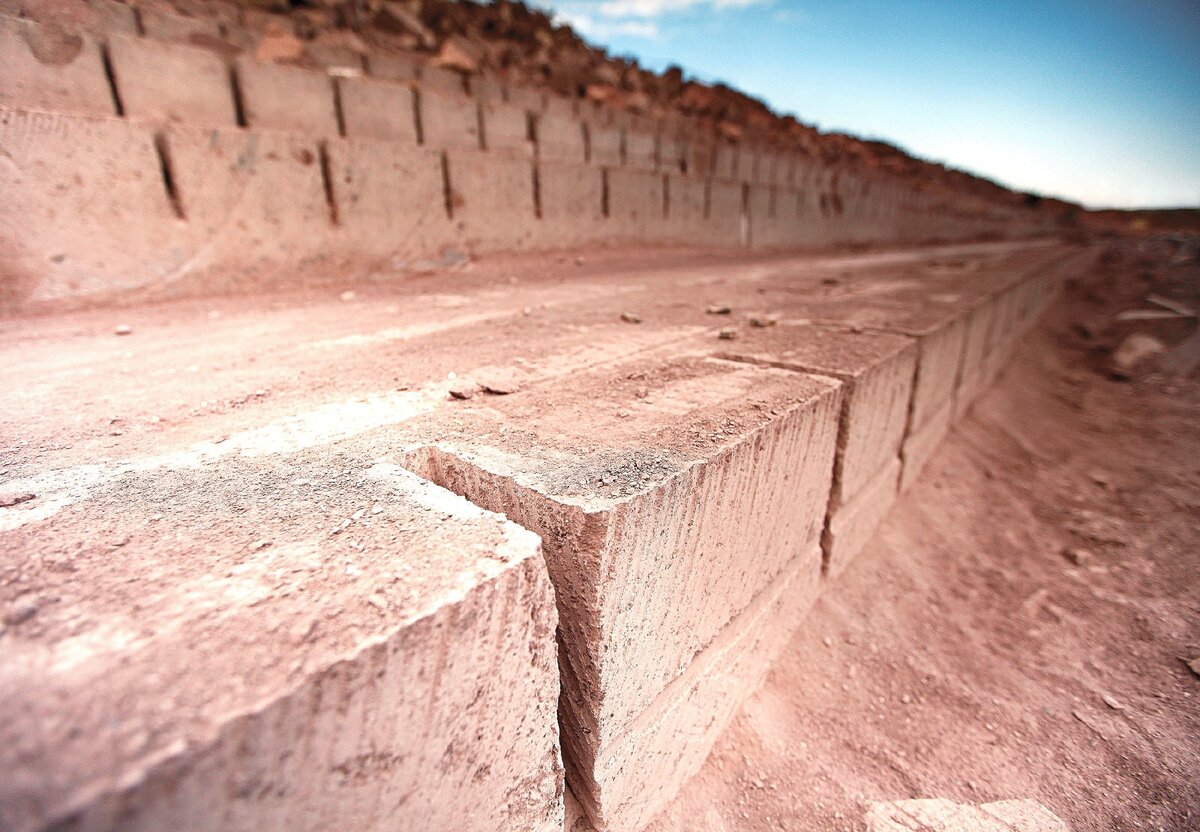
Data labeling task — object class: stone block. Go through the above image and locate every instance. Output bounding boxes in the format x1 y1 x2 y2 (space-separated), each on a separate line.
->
482 101 532 156
719 322 916 506
900 397 952 491
534 161 606 248
445 149 536 251
235 57 339 135
336 75 417 143
107 34 236 126
536 112 586 163
401 354 841 831
825 455 901 577
0 15 115 117
588 124 621 167
606 168 664 239
420 88 481 150
0 458 563 832
324 136 453 260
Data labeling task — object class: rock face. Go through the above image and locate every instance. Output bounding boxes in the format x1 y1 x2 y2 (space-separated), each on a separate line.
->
0 458 564 832
402 354 843 830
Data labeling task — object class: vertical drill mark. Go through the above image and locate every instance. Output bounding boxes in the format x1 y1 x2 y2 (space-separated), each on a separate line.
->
153 131 185 219
441 151 454 220
601 167 610 218
330 77 347 137
229 63 247 127
100 44 124 116
318 141 340 226
412 87 425 145
532 162 543 219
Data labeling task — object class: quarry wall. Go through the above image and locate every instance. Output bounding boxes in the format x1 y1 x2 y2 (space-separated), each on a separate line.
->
0 7 1076 832
0 12 1051 312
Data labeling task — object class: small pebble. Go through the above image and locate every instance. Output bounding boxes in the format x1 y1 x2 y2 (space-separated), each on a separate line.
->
621 311 642 324
113 324 133 336
718 327 738 340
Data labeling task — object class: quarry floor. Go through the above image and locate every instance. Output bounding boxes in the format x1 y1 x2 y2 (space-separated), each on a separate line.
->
2 238 1197 831
648 241 1200 832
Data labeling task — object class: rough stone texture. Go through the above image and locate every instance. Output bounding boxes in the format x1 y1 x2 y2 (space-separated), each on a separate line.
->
336 75 417 143
534 161 606 247
325 136 454 259
0 15 115 117
712 141 738 181
607 168 665 239
401 354 841 831
446 149 536 251
138 7 222 42
588 124 622 167
624 127 659 172
900 397 953 491
365 50 419 82
235 58 339 136
481 101 532 156
536 112 586 163
954 297 999 419
664 174 707 242
583 543 822 832
420 88 481 150
719 322 916 507
107 34 237 126
0 109 177 307
0 458 563 832
164 124 333 282
708 180 747 247
825 455 902 577
421 64 467 97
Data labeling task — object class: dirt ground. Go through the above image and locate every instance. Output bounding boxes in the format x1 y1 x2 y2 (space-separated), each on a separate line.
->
646 236 1200 831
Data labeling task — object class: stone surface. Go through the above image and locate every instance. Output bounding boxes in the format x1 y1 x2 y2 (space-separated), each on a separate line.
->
446 149 536 251
624 127 659 172
481 101 533 156
537 112 587 163
107 34 237 126
825 455 902 577
0 457 563 832
419 88 481 150
0 110 177 307
900 397 953 491
588 124 622 167
607 168 665 239
0 16 114 117
718 322 916 507
336 75 417 143
235 58 340 135
401 353 841 830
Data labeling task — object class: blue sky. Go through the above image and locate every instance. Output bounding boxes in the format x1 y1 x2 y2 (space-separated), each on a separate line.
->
540 0 1200 209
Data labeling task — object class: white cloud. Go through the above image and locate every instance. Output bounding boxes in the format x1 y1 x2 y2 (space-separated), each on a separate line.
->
553 9 661 39
595 0 770 17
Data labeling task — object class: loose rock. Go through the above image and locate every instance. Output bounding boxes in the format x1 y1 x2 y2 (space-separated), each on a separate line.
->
718 327 738 340
0 492 36 508
621 311 642 324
